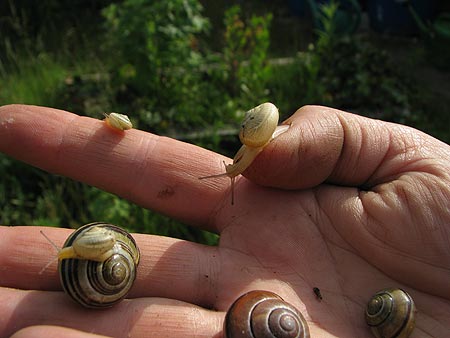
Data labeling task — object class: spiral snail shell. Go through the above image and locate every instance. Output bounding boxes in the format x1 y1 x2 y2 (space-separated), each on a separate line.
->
199 102 289 204
365 288 416 338
58 222 140 308
103 112 133 131
224 290 310 338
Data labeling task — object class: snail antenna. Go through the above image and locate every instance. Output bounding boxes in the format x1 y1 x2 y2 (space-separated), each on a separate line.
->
38 230 60 275
40 230 60 253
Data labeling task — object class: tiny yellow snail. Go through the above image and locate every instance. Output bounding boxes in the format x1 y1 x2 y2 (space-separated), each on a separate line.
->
103 112 133 131
224 290 310 338
365 288 416 338
199 102 289 204
57 222 140 308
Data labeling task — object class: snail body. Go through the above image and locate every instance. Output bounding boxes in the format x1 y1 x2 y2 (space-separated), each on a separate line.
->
200 102 288 204
224 102 281 178
103 112 132 131
224 290 310 338
365 288 416 338
58 222 140 308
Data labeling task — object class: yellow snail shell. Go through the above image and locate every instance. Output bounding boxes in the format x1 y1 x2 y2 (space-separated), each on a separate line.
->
365 288 416 338
239 102 279 148
58 222 140 308
224 290 310 338
199 102 289 204
103 112 133 131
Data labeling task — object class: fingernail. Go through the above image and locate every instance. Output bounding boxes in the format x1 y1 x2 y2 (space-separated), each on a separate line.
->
272 123 291 139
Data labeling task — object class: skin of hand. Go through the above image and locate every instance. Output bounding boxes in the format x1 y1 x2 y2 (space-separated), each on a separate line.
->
0 104 449 338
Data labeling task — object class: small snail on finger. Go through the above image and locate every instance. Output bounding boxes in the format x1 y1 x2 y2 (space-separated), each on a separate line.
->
103 112 133 131
58 222 140 308
365 288 416 338
224 290 310 338
199 102 289 204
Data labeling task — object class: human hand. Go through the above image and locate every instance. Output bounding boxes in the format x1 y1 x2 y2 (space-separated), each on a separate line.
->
0 104 449 337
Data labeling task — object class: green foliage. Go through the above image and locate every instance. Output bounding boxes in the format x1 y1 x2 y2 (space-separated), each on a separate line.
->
0 0 108 61
102 0 214 130
1 1 448 245
222 5 273 106
40 1 276 137
310 1 410 120
0 2 275 245
0 53 67 106
269 1 412 121
315 0 339 52
55 73 115 117
102 0 208 94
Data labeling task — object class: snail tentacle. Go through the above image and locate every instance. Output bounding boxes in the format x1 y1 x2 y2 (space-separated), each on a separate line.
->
199 102 289 205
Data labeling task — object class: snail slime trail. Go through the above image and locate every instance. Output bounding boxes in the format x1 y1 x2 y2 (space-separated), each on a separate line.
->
57 222 140 308
199 102 289 205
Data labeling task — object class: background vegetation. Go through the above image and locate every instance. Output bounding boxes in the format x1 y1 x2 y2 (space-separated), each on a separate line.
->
1 0 449 244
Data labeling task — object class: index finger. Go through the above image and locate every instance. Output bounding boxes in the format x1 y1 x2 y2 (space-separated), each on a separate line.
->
0 105 230 230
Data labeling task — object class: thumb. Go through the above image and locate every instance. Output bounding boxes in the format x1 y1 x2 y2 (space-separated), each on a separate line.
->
242 105 445 190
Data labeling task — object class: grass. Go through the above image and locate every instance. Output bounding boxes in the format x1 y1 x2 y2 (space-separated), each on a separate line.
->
0 53 67 106
0 45 219 245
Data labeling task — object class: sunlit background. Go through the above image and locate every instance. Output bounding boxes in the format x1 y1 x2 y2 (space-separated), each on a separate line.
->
1 0 449 244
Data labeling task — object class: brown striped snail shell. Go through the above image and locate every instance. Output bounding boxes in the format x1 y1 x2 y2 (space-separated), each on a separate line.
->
58 222 140 308
365 288 416 338
224 290 310 338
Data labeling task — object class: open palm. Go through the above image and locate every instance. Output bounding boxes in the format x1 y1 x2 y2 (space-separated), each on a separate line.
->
0 104 449 338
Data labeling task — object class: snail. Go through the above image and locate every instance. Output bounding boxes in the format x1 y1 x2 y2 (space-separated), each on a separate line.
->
224 290 310 338
199 102 289 204
103 112 133 131
365 288 416 338
58 222 140 308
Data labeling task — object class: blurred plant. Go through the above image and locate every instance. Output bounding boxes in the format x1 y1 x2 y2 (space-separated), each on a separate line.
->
0 1 446 245
222 5 273 109
313 1 411 120
51 2 276 135
0 2 276 245
102 0 215 131
0 53 67 106
56 73 115 117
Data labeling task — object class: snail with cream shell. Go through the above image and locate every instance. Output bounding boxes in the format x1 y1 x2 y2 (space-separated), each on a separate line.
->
43 222 140 308
103 112 133 131
200 102 289 204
